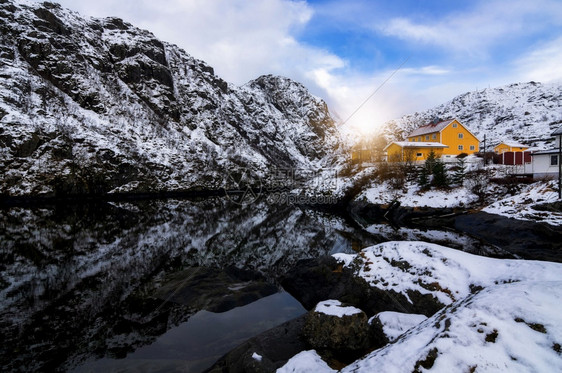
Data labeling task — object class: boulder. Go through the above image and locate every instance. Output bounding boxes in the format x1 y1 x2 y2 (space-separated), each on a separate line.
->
303 300 370 352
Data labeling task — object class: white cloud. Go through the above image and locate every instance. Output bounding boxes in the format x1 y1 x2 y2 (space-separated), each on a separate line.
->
39 0 342 86
515 36 562 83
380 0 562 56
401 66 451 76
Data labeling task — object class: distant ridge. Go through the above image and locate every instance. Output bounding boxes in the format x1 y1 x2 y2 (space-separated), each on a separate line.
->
383 81 562 149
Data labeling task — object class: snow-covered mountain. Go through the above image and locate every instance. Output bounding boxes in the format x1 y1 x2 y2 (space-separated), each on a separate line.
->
383 81 562 149
0 0 345 197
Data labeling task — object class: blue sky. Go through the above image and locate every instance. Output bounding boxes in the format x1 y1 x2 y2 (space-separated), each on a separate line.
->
27 0 562 133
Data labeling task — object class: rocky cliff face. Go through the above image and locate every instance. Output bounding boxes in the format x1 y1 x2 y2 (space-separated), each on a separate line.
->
0 0 345 197
383 81 562 149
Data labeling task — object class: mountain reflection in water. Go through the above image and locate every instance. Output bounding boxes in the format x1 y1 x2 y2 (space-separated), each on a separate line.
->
0 197 503 372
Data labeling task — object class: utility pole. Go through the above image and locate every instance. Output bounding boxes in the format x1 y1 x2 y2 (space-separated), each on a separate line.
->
553 127 562 199
483 134 487 167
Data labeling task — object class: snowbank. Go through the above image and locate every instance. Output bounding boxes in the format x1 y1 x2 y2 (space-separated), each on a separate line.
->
279 241 562 372
358 181 478 208
277 350 336 373
372 311 427 342
344 281 562 372
333 241 562 306
483 180 562 225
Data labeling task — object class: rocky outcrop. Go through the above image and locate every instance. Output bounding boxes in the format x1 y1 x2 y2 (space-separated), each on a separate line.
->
0 0 346 198
452 211 562 262
281 256 444 317
303 300 377 362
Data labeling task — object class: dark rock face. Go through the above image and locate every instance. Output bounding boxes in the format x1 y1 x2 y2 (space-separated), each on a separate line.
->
303 304 371 352
0 0 346 197
453 212 562 262
281 256 444 317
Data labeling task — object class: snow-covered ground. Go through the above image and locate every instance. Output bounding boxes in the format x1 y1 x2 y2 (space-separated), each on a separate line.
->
278 241 562 372
372 311 427 342
357 181 479 208
354 166 561 225
483 180 562 225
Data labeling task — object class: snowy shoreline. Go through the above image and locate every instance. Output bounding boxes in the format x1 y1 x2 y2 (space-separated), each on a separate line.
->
276 241 562 372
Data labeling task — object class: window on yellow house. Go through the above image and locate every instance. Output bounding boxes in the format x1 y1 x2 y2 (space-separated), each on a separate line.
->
416 153 423 157
458 145 464 150
425 135 429 140
470 145 475 151
418 137 422 141
432 134 437 140
452 123 457 128
458 133 464 139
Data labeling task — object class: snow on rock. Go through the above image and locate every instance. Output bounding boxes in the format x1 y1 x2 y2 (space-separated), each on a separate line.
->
483 180 562 226
277 350 336 373
333 241 562 307
343 281 562 373
251 352 263 362
314 300 362 317
282 242 562 372
371 311 427 342
357 181 478 208
0 0 346 197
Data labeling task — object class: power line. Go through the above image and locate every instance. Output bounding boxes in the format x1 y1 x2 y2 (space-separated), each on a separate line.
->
341 56 411 126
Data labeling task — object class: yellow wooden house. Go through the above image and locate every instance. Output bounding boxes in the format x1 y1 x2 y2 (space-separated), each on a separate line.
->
493 141 529 154
385 118 480 162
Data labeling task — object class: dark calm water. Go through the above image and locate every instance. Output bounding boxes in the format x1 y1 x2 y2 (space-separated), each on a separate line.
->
0 197 504 372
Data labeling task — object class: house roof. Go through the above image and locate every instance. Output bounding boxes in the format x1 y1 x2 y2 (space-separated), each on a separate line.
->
552 126 562 136
532 149 561 155
407 119 455 137
495 141 529 148
383 141 449 151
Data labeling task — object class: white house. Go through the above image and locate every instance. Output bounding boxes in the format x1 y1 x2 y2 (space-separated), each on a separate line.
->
524 149 559 178
524 127 561 180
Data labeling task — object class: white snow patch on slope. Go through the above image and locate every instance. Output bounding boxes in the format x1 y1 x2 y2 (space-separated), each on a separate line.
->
358 181 478 208
277 350 336 373
373 311 428 342
281 241 562 373
333 241 562 306
483 180 562 225
343 281 562 373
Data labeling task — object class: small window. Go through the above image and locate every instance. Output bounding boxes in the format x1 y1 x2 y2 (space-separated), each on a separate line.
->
452 123 458 128
425 135 429 141
432 134 437 140
416 153 423 157
458 133 464 139
418 137 422 141
458 145 464 150
551 155 559 166
470 145 475 151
